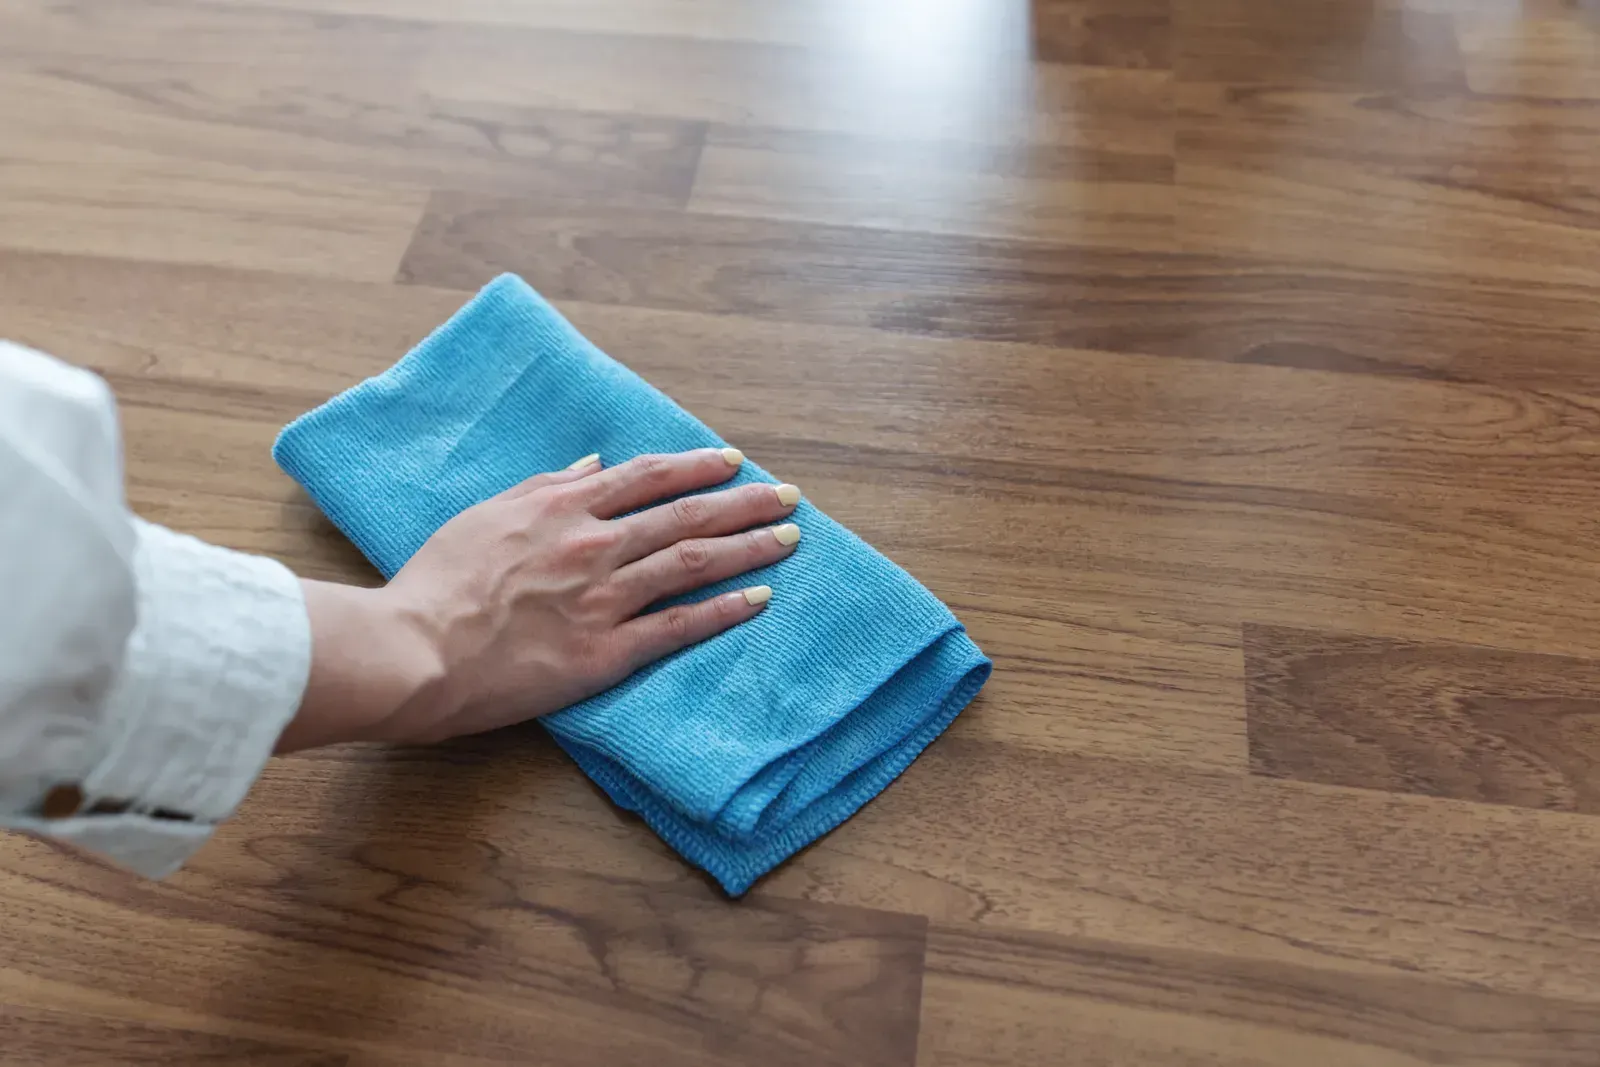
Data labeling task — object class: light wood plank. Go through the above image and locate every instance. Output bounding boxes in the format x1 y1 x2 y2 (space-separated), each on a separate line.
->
0 21 704 205
688 127 1173 248
0 156 424 281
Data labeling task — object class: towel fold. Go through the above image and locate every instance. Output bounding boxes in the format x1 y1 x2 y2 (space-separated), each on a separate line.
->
273 275 990 894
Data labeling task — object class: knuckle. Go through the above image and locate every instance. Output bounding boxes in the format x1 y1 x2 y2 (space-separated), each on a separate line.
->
578 583 625 622
517 484 572 518
660 605 694 643
675 538 713 575
671 495 711 528
633 454 675 486
564 524 620 561
575 632 624 679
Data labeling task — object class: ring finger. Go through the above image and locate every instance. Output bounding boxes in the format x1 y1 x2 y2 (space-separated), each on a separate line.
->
617 481 801 563
608 523 801 616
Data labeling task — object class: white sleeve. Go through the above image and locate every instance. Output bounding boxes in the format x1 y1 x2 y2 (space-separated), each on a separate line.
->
0 341 311 877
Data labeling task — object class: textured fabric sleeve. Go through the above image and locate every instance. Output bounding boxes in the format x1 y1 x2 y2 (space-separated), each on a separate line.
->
0 341 312 877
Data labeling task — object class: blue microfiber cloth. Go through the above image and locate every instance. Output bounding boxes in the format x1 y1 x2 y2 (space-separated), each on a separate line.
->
273 275 991 895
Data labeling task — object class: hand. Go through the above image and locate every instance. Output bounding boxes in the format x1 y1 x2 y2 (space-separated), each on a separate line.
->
276 448 801 752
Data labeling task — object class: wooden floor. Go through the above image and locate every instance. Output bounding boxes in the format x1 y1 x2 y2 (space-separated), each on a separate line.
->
7 0 1600 1062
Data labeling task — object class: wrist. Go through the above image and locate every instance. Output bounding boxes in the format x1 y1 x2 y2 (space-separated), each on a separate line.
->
276 579 447 752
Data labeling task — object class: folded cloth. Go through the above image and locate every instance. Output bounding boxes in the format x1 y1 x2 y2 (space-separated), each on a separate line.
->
273 275 991 895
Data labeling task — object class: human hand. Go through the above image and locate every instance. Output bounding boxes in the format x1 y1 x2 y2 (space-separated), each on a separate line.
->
278 448 800 751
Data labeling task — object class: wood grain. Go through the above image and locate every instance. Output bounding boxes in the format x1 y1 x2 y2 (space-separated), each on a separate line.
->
1033 0 1171 70
688 126 1173 247
9 0 1600 1061
1176 0 1465 90
1459 10 1600 99
1177 90 1600 290
398 194 1600 392
215 734 1600 1005
0 155 425 280
761 738 1600 1004
0 13 705 206
918 923 1600 1066
0 817 925 1067
1 1004 348 1067
1247 625 1600 812
410 22 1167 145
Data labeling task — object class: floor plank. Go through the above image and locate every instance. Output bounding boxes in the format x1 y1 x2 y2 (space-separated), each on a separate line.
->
0 16 704 205
1033 0 1172 70
1177 87 1600 289
410 21 1164 144
688 125 1173 248
0 154 424 280
0 828 925 1067
1459 9 1600 99
918 923 1600 1066
182 0 906 49
1 1004 347 1067
1176 0 1465 90
761 738 1600 1004
1247 624 1600 812
396 195 1600 391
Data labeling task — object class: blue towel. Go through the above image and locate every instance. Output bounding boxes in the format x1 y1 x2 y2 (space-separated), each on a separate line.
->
273 275 991 895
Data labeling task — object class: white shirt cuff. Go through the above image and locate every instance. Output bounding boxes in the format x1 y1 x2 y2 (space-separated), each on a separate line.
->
61 521 310 876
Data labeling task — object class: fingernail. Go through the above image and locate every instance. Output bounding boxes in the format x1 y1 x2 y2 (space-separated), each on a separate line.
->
566 453 600 470
721 447 745 467
775 484 801 507
743 585 773 606
772 523 801 547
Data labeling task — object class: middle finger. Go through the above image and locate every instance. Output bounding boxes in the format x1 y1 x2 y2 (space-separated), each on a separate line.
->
608 523 802 617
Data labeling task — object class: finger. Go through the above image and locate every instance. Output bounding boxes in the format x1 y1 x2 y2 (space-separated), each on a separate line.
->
609 523 800 615
575 448 745 518
616 481 800 562
614 585 773 672
493 453 604 502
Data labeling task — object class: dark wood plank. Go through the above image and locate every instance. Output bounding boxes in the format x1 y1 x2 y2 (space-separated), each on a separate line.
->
761 738 1600 1005
1177 83 1600 290
0 1005 346 1067
0 824 925 1067
1176 0 1465 90
396 196 1600 391
1246 624 1600 813
918 923 1600 1066
1033 0 1171 70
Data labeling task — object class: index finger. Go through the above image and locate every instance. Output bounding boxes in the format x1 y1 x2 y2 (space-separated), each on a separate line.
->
574 448 745 518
